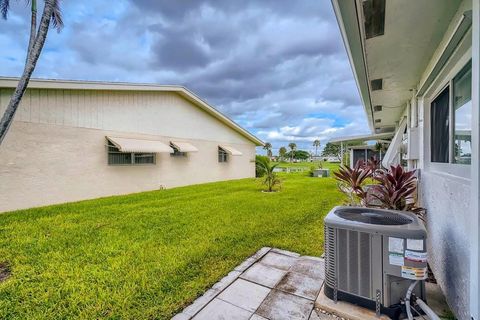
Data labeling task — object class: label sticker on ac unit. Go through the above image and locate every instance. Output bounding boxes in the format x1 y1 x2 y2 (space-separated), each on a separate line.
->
389 253 404 266
388 237 404 254
404 250 427 263
407 239 424 251
401 266 428 280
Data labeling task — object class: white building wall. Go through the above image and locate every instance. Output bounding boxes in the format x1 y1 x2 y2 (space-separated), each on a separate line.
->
0 88 256 212
413 2 473 317
0 89 252 145
420 172 471 319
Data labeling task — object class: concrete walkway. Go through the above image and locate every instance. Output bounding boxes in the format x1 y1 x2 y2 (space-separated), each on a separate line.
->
173 247 334 320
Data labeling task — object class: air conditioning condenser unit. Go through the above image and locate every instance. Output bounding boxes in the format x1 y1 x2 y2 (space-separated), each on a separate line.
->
324 206 428 319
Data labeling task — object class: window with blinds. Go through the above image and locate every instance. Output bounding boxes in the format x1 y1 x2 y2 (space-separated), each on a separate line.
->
107 141 155 165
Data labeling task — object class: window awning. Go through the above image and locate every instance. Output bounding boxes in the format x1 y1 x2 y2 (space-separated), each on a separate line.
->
219 145 242 156
171 141 199 152
107 137 173 153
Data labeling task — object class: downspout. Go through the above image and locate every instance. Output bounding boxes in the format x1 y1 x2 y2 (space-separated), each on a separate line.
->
340 141 344 165
411 90 418 128
406 101 414 170
471 1 480 319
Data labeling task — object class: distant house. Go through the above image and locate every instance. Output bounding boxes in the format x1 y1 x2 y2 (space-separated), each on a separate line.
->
330 132 393 167
332 0 478 319
0 78 263 212
348 145 384 168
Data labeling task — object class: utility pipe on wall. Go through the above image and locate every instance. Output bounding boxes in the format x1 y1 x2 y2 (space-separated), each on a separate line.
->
471 1 480 319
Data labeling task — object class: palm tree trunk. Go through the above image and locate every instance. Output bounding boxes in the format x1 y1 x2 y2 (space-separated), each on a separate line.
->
26 0 37 63
0 0 54 146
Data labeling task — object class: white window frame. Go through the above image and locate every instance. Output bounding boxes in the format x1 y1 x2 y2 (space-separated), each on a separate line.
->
425 51 472 179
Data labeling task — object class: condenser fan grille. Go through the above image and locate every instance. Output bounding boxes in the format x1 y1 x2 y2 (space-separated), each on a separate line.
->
335 208 413 225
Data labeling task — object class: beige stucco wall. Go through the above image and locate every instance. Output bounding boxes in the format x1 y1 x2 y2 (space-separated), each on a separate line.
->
0 88 256 212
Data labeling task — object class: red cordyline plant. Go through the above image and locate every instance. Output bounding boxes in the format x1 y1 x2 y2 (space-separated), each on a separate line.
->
370 165 425 220
334 162 425 220
333 160 370 206
364 156 381 177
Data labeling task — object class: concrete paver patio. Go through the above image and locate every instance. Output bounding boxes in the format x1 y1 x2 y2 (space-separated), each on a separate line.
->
172 247 335 320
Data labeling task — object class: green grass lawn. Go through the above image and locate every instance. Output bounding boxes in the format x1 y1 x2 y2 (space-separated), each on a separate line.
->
0 171 343 319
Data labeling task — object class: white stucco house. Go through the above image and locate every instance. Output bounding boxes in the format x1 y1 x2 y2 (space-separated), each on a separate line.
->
0 78 263 212
332 0 479 319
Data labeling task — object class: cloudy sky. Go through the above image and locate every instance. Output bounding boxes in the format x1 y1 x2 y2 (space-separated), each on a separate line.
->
0 1 369 154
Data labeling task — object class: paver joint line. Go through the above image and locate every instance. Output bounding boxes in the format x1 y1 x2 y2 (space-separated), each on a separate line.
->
172 247 273 319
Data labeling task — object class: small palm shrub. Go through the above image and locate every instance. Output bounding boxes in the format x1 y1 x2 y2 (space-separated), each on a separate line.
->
255 155 269 177
256 156 281 192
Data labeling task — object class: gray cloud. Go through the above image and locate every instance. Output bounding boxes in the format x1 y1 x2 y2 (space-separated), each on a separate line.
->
0 0 368 153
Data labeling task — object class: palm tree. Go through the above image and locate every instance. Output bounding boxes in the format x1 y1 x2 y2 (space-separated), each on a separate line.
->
263 142 273 158
313 139 321 156
279 147 287 161
0 0 63 146
288 142 297 162
255 156 281 192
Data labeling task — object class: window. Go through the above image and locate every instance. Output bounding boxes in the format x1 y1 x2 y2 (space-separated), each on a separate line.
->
430 87 450 163
352 149 366 166
453 61 472 164
170 144 186 157
218 147 228 163
430 60 472 166
107 141 155 165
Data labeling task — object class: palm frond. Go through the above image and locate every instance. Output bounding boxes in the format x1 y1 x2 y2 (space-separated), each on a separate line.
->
0 0 10 19
50 0 63 32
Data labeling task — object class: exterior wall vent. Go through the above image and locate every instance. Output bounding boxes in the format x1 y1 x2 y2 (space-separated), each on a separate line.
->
371 79 383 91
375 119 382 123
363 0 385 39
374 105 383 112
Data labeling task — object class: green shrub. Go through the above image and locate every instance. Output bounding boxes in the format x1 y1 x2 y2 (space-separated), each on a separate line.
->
255 155 270 177
308 166 316 177
255 156 282 192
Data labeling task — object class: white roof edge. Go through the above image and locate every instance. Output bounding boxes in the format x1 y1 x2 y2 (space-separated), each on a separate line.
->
331 0 374 132
0 77 264 147
329 132 395 145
